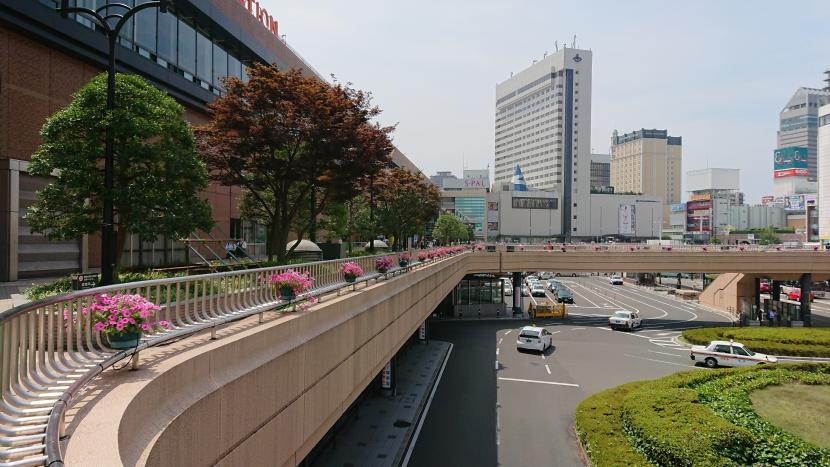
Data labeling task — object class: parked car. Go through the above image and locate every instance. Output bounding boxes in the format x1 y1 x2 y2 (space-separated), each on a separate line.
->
608 310 641 330
516 326 554 352
759 281 771 293
609 275 624 285
690 341 777 368
525 275 539 284
554 272 580 277
555 288 574 304
530 284 547 297
521 286 530 297
503 283 513 296
548 280 563 291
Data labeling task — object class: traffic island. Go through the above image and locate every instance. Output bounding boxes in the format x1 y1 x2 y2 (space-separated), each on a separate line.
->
575 363 830 467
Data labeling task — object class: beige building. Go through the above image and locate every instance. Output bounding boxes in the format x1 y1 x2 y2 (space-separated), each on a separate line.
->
611 129 682 226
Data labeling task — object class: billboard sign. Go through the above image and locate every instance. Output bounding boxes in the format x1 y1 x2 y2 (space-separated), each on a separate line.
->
760 196 775 205
463 170 490 189
783 194 805 211
671 203 686 213
774 147 809 178
619 204 636 235
686 200 712 212
512 197 558 209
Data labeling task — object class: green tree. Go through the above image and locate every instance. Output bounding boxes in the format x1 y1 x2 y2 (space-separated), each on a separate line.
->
26 73 213 272
197 65 393 263
374 167 439 250
432 213 469 244
758 227 781 245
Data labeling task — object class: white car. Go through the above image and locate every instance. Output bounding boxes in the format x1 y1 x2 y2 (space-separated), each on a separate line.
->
690 340 778 368
516 326 554 352
525 275 539 284
503 283 513 296
521 286 530 297
608 310 641 330
530 284 547 297
609 275 624 285
538 272 553 280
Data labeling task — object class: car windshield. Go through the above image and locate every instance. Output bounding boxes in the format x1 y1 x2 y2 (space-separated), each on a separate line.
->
519 329 540 338
613 311 629 318
739 347 755 356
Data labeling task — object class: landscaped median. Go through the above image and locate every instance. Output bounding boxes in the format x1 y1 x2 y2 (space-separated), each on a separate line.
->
682 327 830 358
575 363 830 467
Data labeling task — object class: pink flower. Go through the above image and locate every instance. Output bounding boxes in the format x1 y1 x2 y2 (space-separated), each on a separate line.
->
93 322 106 332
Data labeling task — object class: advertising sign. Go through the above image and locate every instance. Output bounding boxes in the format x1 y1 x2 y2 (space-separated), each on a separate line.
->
671 203 686 213
463 170 490 189
512 198 558 210
381 360 394 390
761 196 775 205
783 194 805 211
805 194 818 207
236 0 279 36
686 200 712 212
619 204 636 235
774 147 809 178
690 193 712 201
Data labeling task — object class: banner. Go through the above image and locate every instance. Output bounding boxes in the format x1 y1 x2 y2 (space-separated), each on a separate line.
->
774 147 808 178
619 204 636 235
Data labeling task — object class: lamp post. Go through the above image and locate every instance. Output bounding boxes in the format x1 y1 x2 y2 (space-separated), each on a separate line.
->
58 0 171 285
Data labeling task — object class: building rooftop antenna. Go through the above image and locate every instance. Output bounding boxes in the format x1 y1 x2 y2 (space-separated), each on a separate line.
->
554 41 558 51
572 35 576 48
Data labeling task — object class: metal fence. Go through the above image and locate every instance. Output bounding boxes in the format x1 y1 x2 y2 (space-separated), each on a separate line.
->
0 247 465 467
484 243 819 253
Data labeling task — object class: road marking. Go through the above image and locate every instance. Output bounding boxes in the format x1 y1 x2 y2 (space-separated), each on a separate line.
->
599 327 612 331
648 349 686 357
545 364 551 374
504 330 512 335
541 354 546 360
550 330 561 334
402 343 453 467
571 327 585 330
624 353 699 368
498 377 580 387
496 348 500 355
495 360 499 370
656 332 676 336
498 338 503 345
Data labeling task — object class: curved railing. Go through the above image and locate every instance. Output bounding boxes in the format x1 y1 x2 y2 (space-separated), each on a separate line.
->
0 247 467 467
481 242 822 253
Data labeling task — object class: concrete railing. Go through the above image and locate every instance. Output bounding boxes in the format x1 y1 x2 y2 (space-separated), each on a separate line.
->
0 247 466 467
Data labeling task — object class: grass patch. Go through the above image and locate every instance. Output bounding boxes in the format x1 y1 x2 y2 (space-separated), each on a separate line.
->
574 381 651 467
752 384 830 449
682 327 830 357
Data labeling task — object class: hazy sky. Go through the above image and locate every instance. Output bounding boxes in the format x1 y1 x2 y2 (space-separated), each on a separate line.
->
260 0 829 203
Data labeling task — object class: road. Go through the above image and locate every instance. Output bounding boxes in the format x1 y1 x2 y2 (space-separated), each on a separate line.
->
407 276 731 467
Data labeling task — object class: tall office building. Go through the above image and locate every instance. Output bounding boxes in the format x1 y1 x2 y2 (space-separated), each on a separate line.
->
818 103 830 241
610 129 682 204
494 47 592 238
777 87 830 182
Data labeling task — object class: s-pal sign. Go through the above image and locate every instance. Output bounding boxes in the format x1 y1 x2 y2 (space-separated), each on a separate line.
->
236 0 279 36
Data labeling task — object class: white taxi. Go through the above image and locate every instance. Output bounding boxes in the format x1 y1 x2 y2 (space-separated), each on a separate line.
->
516 326 553 353
690 340 778 368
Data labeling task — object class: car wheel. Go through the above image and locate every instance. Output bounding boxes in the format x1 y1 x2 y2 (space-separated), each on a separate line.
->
572 273 576 277
704 357 718 368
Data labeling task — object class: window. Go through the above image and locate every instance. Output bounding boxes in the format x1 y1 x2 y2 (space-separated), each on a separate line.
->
228 54 242 80
213 44 228 90
156 11 177 65
713 345 732 354
177 19 196 74
196 30 212 83
134 2 157 52
732 346 749 356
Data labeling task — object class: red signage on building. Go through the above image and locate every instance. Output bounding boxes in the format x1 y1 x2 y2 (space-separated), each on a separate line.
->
774 168 809 178
237 0 279 36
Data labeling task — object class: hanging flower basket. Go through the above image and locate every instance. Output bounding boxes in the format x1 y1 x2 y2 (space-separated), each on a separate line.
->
376 256 394 273
342 262 363 283
77 293 170 350
398 253 411 267
267 270 314 301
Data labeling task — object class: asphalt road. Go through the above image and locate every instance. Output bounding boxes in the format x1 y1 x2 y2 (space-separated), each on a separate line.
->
407 276 732 467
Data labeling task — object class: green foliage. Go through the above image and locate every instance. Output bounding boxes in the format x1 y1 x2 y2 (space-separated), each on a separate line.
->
432 213 470 243
711 237 722 244
25 270 172 301
682 327 830 357
661 234 672 240
26 73 213 267
576 364 830 467
758 226 782 245
575 381 651 467
730 227 795 234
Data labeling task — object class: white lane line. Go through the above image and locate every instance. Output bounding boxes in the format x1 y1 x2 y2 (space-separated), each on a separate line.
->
549 330 561 334
498 377 580 387
496 348 500 356
648 349 686 357
545 364 551 374
623 353 700 369
505 330 512 335
564 282 602 308
571 327 586 330
656 332 676 336
402 343 453 467
495 360 499 370
541 354 546 360
498 338 503 345
599 327 612 331
595 280 703 322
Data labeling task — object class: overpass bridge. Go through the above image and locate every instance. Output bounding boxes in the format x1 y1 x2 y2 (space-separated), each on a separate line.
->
2 245 829 466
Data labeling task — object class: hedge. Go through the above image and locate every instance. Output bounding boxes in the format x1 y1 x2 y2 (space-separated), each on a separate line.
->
574 381 650 467
575 364 830 467
682 327 830 357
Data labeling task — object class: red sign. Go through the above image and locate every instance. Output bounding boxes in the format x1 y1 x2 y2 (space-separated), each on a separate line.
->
774 169 809 178
237 0 279 36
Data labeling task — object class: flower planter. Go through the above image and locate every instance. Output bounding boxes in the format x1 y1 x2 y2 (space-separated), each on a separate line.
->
108 331 141 350
377 268 389 274
345 275 357 283
279 287 296 301
398 260 409 268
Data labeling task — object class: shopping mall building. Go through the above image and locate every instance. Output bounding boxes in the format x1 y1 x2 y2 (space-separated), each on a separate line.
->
0 0 417 281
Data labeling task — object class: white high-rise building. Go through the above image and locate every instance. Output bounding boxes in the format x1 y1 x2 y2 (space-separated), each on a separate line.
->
818 103 830 241
494 47 592 238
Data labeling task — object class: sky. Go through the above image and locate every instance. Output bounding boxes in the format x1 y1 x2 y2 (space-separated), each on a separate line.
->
259 0 830 203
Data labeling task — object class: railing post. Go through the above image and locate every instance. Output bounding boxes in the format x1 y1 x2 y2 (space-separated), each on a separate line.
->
130 351 140 371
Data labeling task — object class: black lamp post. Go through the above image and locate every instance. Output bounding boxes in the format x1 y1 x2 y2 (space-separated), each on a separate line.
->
57 0 171 285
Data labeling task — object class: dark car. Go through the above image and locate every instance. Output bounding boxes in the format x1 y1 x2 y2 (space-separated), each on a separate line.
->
556 288 574 304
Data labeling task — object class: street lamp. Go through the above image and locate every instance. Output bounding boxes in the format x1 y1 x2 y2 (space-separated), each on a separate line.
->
57 0 171 285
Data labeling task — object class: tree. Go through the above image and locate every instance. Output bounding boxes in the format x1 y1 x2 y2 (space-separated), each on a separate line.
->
432 213 469 244
374 167 439 250
26 73 213 272
197 64 394 263
758 227 781 245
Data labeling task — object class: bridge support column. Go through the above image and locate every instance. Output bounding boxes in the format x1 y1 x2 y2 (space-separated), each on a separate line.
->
512 272 523 316
772 280 782 302
800 273 812 327
380 356 397 396
753 277 761 323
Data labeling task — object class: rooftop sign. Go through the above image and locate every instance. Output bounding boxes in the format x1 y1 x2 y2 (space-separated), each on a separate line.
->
237 0 279 36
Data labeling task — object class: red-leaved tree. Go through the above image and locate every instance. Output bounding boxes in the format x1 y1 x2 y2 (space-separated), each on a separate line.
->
196 64 394 263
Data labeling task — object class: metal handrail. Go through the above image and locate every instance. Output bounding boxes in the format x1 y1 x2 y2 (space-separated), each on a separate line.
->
482 243 821 253
0 247 468 467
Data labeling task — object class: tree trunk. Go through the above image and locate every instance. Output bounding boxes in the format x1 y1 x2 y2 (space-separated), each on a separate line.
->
275 219 291 265
114 226 129 279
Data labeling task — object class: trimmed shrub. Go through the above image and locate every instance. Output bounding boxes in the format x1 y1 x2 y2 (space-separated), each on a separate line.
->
575 381 651 467
683 328 830 357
